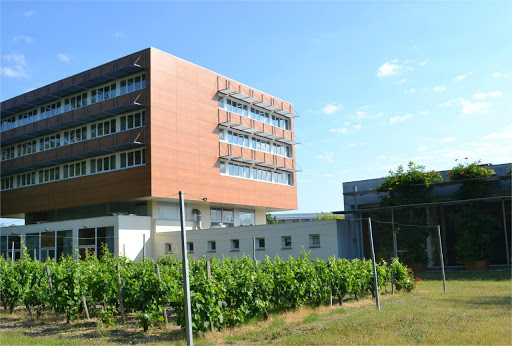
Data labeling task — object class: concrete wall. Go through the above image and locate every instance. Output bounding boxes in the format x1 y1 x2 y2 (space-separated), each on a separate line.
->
152 219 361 261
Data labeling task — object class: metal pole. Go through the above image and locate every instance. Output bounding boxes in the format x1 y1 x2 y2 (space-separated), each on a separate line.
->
142 234 146 262
368 218 380 310
123 244 126 257
253 237 256 263
436 225 447 293
501 200 510 265
179 191 194 345
392 210 398 259
11 242 14 261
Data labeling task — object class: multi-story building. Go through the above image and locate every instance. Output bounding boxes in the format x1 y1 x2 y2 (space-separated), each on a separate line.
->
0 47 300 260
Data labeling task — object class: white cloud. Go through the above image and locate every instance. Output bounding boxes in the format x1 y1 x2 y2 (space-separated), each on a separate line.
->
24 10 35 17
315 152 334 163
419 60 428 66
455 72 472 80
354 105 383 120
426 85 446 93
491 72 502 78
440 137 456 144
460 99 489 114
0 53 29 78
329 128 348 135
352 124 362 130
472 91 502 100
481 124 512 140
13 35 34 44
377 61 400 78
113 32 125 38
57 53 71 63
441 97 491 115
418 145 428 152
378 155 387 160
324 173 335 177
419 110 430 116
389 113 413 124
322 103 343 115
408 88 415 94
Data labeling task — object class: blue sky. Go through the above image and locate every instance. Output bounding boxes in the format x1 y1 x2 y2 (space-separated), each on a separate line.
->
1 1 511 219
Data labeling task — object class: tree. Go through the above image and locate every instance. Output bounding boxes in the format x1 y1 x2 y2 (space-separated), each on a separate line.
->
266 214 277 224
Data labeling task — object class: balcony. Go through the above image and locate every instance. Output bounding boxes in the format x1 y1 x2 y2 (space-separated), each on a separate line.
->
218 109 300 145
1 128 145 176
1 51 146 118
1 92 145 147
217 76 298 118
219 142 300 172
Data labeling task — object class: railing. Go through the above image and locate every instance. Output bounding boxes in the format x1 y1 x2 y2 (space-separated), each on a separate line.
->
1 128 145 176
219 143 297 171
2 92 145 146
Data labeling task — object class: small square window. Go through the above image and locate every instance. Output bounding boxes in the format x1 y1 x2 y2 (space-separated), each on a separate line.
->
282 236 292 249
256 238 265 250
208 241 216 252
231 239 240 251
309 234 320 248
187 242 194 253
165 243 172 254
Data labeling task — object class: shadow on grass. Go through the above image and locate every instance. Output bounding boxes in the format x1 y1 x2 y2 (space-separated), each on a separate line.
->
418 270 511 281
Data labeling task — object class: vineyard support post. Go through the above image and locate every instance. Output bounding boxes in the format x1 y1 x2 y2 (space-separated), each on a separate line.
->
392 210 398 259
436 225 447 293
116 264 126 324
179 191 194 346
142 234 146 262
155 263 168 326
368 218 380 310
501 200 510 265
82 297 90 320
206 260 214 333
391 258 395 294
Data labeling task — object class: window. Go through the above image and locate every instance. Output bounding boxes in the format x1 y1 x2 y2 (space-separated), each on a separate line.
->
187 242 194 253
40 134 60 151
226 99 248 116
120 148 146 168
63 127 87 145
221 161 293 186
17 172 36 187
63 161 86 178
256 238 265 250
208 241 216 252
2 116 16 131
211 208 234 227
120 111 145 131
2 146 15 160
90 119 116 138
119 73 145 95
78 227 114 260
1 177 14 191
165 243 172 254
309 234 320 248
239 210 255 226
38 167 60 183
90 155 116 174
282 236 292 249
231 239 240 251
17 140 37 157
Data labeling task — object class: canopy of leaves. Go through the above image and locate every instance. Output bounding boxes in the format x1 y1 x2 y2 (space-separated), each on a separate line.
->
447 160 496 181
377 162 443 206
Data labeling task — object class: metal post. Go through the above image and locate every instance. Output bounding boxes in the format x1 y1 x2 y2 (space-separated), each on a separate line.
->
179 191 194 345
501 200 510 265
116 264 126 324
123 244 126 257
252 237 256 263
155 263 168 326
436 225 447 293
11 241 14 261
392 210 398 259
391 259 395 294
142 234 146 262
368 218 380 310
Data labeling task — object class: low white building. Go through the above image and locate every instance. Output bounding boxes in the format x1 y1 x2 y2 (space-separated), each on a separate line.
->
1 215 362 262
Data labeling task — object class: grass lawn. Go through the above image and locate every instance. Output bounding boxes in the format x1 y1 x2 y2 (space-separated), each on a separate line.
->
1 270 510 345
